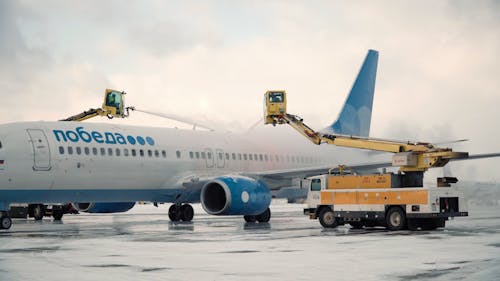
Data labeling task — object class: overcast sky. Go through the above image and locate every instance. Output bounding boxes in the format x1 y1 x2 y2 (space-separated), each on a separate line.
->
1 1 499 181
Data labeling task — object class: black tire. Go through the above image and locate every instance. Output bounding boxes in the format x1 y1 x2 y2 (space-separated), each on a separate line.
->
386 207 406 231
319 207 337 228
1 216 12 230
350 222 364 229
33 204 45 221
52 209 64 221
256 208 271 223
244 215 257 223
407 219 419 231
168 204 181 222
180 204 194 222
420 219 439 231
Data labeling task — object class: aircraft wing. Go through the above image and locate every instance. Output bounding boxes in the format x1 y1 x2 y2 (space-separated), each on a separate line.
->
247 161 391 180
245 152 500 190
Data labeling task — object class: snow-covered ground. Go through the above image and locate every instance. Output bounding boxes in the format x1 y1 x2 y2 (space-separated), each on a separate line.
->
0 202 499 281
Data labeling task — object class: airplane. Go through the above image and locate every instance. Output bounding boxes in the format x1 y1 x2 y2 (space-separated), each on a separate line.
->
0 49 494 230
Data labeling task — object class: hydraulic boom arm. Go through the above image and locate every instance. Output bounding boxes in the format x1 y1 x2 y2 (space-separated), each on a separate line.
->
61 89 133 122
264 90 468 172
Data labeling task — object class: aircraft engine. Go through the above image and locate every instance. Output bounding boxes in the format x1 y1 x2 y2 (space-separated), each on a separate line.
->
72 202 136 213
201 176 271 215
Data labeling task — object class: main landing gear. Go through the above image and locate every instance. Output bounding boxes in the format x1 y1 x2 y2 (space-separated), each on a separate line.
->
168 204 194 222
0 212 12 230
243 208 271 223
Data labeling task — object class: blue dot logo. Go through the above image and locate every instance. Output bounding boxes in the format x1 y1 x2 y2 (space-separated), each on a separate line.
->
146 137 155 146
127 136 136 145
137 136 145 145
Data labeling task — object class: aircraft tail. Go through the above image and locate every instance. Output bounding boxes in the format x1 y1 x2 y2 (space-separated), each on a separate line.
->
323 49 378 137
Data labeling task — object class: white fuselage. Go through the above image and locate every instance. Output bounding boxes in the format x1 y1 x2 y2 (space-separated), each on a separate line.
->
0 121 363 205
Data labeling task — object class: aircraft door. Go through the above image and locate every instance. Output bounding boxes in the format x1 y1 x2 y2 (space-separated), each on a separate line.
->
205 148 214 168
26 129 51 171
216 148 225 168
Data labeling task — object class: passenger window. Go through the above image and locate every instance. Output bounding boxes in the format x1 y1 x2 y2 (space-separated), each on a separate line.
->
218 152 223 160
148 150 153 157
76 147 82 155
189 151 194 159
116 148 121 156
208 152 212 159
225 153 229 160
59 146 64 154
232 153 236 160
176 151 181 158
195 152 200 159
100 148 106 155
162 150 166 158
93 147 98 155
154 150 159 158
139 149 144 157
84 147 90 155
201 152 206 159
68 146 73 155
254 154 258 161
249 154 253 161
265 155 268 162
124 148 129 157
243 154 247 160
108 148 113 156
311 179 322 191
238 153 242 160
131 149 137 157
259 154 263 161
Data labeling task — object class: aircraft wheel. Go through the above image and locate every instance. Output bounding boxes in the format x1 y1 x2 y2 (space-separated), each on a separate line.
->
319 207 337 228
53 209 64 221
243 215 257 223
386 207 406 231
168 204 181 222
180 204 194 222
256 208 271 223
0 215 12 230
33 204 45 221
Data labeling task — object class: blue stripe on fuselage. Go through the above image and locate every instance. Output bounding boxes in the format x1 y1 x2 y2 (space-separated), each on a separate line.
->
0 188 201 205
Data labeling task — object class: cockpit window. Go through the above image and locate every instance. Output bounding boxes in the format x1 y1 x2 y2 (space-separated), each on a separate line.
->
269 92 283 103
0 141 2 149
106 92 122 110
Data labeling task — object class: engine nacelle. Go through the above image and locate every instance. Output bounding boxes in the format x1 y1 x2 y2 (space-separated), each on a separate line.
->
72 202 136 213
201 176 271 216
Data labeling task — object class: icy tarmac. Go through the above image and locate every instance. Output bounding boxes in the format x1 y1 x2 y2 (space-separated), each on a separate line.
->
0 202 499 281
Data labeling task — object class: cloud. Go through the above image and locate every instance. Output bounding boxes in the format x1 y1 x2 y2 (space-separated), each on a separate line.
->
1 1 499 181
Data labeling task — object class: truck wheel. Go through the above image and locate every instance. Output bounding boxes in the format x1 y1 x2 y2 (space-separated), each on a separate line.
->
319 208 337 228
33 204 45 221
52 209 64 221
350 222 364 229
407 219 419 231
1 216 12 230
386 207 406 231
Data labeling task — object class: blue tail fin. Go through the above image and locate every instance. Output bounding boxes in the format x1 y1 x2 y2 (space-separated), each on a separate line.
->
323 49 378 137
